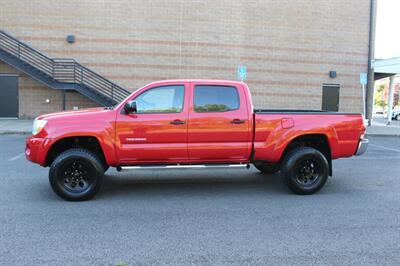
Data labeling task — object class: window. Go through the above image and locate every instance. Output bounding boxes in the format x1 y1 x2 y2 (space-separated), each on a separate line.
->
135 85 184 113
194 85 239 112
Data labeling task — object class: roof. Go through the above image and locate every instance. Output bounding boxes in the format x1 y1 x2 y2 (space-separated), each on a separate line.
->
143 79 247 87
375 57 400 80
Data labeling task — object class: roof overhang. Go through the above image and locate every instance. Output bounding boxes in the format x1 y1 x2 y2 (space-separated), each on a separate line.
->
374 57 400 80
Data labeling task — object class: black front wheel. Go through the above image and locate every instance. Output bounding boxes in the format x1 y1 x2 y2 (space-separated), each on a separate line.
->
49 148 104 201
280 147 329 195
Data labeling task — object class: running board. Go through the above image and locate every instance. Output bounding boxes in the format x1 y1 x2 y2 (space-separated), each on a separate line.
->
117 164 250 171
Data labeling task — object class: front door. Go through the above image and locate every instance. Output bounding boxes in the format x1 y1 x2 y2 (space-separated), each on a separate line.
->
0 75 18 118
187 83 252 162
115 84 189 164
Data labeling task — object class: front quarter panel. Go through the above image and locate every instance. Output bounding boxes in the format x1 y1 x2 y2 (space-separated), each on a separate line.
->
38 109 117 166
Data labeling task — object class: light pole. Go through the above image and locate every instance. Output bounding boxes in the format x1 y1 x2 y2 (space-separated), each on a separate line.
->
387 75 396 125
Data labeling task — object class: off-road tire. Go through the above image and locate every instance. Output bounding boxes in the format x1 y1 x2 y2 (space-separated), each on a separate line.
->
280 147 329 195
49 148 104 201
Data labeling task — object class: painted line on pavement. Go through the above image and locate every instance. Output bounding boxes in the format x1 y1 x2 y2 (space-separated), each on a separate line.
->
9 152 25 161
369 143 400 153
352 157 400 160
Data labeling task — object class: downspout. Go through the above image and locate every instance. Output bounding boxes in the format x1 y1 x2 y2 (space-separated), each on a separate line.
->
61 90 66 111
366 0 376 125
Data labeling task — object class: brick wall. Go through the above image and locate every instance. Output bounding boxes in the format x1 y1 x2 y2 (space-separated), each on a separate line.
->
0 0 372 114
0 62 99 118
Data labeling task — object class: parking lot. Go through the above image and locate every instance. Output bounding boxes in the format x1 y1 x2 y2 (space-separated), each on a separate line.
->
1 135 399 265
373 117 400 126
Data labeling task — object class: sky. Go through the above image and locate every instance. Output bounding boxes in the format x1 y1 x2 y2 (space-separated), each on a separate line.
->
375 0 400 59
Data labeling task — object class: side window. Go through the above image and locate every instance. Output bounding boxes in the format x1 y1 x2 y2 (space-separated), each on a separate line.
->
194 85 240 112
135 85 184 113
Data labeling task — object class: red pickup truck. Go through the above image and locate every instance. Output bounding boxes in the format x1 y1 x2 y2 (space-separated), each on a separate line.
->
26 80 368 201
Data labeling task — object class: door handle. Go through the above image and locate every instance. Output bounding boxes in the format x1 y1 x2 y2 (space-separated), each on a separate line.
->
170 119 186 125
230 119 245 124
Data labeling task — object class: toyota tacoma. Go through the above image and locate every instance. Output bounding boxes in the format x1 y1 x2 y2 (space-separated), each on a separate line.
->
26 80 368 200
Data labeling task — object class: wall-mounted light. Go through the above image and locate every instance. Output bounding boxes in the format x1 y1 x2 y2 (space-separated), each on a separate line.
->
66 35 75 44
329 71 337 78
45 99 51 104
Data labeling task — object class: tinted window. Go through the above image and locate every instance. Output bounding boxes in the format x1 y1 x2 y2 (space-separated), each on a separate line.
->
194 86 239 112
135 85 184 113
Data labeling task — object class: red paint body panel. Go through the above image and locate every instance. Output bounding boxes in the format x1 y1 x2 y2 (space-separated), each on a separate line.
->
253 113 364 163
187 81 252 162
26 108 118 166
25 79 365 167
115 82 190 163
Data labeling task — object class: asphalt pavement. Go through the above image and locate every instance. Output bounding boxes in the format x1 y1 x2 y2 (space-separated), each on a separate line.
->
373 117 400 127
0 135 399 265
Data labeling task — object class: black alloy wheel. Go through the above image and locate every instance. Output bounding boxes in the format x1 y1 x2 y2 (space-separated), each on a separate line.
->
57 160 94 194
294 158 321 187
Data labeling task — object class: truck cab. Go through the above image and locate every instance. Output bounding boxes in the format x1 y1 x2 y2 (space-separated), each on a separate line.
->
115 80 252 164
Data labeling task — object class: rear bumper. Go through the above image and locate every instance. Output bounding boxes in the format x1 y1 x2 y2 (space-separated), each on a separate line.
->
355 138 368 156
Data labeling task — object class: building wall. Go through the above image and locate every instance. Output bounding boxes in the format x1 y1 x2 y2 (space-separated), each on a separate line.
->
0 62 99 118
0 0 372 114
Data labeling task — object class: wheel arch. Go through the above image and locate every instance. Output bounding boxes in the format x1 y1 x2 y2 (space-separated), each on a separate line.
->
280 133 333 176
45 135 110 167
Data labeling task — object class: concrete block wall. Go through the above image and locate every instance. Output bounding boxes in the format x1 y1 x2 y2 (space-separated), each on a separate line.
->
0 0 372 115
0 62 99 118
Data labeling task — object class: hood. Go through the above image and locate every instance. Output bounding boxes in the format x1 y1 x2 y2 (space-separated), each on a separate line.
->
37 107 107 120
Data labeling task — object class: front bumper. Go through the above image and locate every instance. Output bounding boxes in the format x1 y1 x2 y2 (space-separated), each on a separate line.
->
25 136 51 165
355 138 369 156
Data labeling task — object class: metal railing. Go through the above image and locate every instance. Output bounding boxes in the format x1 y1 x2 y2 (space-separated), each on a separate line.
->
0 30 131 104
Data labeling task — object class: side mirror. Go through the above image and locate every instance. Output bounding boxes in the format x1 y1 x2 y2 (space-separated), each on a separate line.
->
124 101 137 114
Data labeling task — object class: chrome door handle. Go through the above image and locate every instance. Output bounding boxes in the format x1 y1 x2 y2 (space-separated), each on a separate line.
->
230 119 245 124
170 119 185 125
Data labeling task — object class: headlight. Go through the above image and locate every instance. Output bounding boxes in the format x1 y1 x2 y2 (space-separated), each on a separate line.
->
32 119 47 135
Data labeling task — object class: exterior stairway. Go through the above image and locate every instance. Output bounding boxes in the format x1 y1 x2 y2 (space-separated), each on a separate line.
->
0 30 131 106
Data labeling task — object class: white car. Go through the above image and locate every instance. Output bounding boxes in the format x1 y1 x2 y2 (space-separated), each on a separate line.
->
392 108 400 120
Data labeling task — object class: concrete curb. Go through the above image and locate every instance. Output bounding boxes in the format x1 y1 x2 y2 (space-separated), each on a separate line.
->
0 131 30 135
366 133 400 138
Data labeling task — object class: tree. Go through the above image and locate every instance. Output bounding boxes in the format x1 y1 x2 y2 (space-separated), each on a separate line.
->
374 84 387 108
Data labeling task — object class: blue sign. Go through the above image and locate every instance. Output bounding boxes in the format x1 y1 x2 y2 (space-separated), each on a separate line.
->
360 73 367 85
237 65 247 81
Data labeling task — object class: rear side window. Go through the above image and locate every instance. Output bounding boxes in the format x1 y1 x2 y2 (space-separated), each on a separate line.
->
194 85 239 112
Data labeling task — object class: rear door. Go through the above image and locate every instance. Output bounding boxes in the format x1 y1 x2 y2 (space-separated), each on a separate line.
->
187 82 251 162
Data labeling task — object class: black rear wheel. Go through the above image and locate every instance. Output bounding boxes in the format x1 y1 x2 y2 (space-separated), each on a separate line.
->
49 149 104 201
280 147 329 195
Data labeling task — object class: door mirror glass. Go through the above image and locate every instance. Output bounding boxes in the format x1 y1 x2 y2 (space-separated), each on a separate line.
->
124 101 137 114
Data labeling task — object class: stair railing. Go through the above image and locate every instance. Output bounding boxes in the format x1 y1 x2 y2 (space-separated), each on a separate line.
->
0 30 131 104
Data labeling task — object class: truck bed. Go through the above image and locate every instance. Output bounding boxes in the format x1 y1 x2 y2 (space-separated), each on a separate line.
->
252 111 365 162
254 109 358 115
